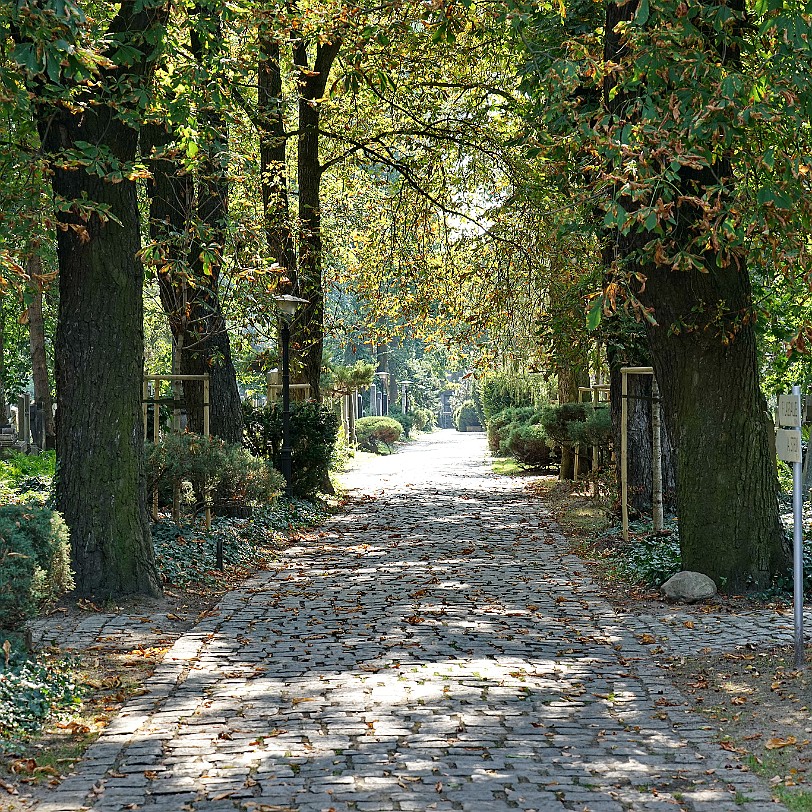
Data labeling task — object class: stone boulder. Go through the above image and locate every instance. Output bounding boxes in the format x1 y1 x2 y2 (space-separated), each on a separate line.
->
660 571 717 603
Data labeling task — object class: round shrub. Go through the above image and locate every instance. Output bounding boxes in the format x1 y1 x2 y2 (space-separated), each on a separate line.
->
454 400 481 432
567 405 612 447
486 406 537 452
355 417 403 452
412 407 434 432
0 506 73 630
538 403 591 446
391 411 415 439
506 423 553 467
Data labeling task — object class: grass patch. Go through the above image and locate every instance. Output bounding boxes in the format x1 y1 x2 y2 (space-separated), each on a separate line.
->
491 456 551 477
776 788 812 812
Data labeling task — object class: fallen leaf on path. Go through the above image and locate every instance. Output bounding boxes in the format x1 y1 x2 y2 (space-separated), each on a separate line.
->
0 779 17 795
766 737 798 750
640 634 656 644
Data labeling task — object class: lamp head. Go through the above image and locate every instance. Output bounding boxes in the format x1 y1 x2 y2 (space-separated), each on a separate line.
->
274 294 309 322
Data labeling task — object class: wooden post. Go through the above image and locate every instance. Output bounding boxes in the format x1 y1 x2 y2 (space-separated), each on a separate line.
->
152 378 159 522
652 377 664 532
142 378 149 441
621 370 629 542
203 373 211 531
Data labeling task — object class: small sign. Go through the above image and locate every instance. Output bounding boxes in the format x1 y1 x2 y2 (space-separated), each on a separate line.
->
777 428 803 463
779 394 803 427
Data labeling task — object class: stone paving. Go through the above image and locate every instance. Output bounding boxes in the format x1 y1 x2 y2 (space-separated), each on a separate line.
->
30 431 794 812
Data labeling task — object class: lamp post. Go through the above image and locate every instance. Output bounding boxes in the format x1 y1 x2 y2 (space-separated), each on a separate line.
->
376 371 390 415
401 381 412 414
274 294 308 497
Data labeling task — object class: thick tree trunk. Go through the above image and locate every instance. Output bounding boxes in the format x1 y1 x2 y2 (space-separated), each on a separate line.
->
42 131 159 598
600 0 786 590
640 263 786 590
27 258 56 449
28 0 166 598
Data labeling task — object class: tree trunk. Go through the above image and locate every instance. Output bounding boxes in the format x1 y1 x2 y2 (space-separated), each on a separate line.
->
640 262 786 590
607 337 677 516
557 367 581 480
27 257 56 449
602 0 786 589
142 95 242 442
29 0 165 598
288 39 342 401
40 127 159 598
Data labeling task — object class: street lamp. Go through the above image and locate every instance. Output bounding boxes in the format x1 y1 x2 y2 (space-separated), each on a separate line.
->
274 294 308 497
401 380 412 414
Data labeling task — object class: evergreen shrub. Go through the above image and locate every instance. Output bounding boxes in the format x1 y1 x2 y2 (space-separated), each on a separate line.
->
242 402 339 499
391 411 415 438
0 506 73 629
506 423 553 467
567 405 612 448
487 407 538 452
454 400 481 431
538 403 591 446
146 432 285 509
355 417 403 452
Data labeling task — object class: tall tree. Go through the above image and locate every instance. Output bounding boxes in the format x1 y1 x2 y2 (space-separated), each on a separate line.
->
11 0 165 596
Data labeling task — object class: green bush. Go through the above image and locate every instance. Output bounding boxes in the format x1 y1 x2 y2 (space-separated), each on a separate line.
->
145 433 285 510
538 402 591 446
391 410 415 438
413 406 435 431
242 401 339 499
486 406 538 452
480 374 535 421
454 400 481 431
506 423 553 467
612 532 681 586
0 506 73 630
355 416 403 452
567 405 612 448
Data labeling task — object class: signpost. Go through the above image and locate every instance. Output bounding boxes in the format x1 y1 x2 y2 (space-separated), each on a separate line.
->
777 387 804 668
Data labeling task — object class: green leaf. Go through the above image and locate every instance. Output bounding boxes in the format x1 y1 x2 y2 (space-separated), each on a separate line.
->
586 298 603 331
635 0 650 25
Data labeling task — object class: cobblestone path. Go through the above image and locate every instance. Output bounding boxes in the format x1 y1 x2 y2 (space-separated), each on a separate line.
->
36 432 785 812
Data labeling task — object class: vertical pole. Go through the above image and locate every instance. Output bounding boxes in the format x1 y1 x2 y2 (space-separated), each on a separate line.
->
793 384 804 668
142 378 148 441
152 379 159 522
280 320 292 497
203 373 211 531
652 377 664 532
621 370 629 542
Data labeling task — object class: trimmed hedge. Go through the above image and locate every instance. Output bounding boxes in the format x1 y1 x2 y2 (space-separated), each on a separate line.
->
242 401 339 499
0 506 73 630
356 417 403 452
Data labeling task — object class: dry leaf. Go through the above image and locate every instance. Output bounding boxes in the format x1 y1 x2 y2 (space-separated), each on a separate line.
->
683 621 695 629
766 737 798 750
731 696 747 706
640 634 656 644
0 778 17 795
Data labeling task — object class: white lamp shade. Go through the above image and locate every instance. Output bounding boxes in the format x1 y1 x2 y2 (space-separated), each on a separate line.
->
274 294 309 320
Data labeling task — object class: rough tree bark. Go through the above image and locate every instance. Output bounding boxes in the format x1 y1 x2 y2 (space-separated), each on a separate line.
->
30 0 164 596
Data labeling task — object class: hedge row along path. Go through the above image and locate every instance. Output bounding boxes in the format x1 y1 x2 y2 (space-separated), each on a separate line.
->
32 431 792 812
